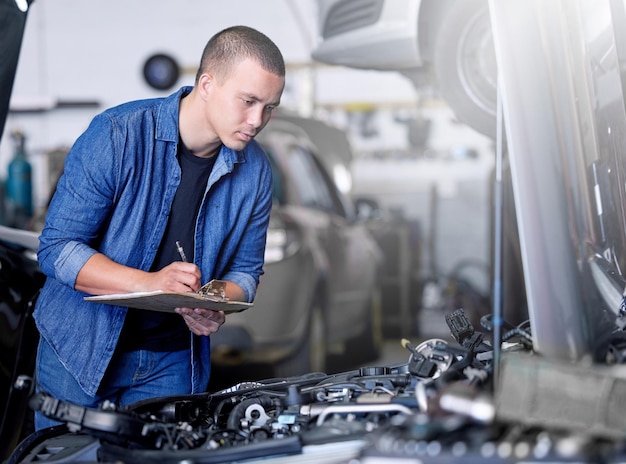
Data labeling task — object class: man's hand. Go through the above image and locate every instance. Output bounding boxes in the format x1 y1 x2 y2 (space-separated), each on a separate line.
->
175 307 226 336
75 254 202 295
150 262 202 293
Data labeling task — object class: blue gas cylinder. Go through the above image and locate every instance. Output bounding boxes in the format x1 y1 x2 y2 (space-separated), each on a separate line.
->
6 130 33 219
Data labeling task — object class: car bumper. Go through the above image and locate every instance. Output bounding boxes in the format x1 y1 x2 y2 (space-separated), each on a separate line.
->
312 0 423 70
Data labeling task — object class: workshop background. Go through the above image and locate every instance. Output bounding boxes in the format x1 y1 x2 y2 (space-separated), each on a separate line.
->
0 0 495 370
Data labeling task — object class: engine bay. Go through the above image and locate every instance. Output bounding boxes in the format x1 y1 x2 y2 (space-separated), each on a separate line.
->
12 308 626 463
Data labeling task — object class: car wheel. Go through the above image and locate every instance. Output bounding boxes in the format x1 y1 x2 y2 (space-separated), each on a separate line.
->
433 0 498 139
273 303 327 378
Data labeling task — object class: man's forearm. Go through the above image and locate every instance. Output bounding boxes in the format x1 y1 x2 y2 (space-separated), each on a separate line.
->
74 253 150 295
222 281 246 302
75 253 203 296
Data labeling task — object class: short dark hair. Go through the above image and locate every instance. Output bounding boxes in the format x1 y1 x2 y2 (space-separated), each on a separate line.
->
195 25 285 84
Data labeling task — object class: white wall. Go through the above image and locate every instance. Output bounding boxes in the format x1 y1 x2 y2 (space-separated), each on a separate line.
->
1 0 418 209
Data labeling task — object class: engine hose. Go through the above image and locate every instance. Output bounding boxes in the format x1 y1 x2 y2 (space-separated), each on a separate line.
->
226 397 275 431
502 327 533 345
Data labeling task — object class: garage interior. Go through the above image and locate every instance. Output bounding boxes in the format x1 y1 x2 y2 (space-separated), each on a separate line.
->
3 0 626 462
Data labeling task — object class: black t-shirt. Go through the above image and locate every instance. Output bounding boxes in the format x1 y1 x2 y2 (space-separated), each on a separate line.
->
118 142 217 352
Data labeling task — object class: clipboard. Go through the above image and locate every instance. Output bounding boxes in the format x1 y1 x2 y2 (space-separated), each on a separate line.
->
85 290 252 314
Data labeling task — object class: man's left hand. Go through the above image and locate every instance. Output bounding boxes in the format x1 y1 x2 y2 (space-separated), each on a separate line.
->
175 307 225 336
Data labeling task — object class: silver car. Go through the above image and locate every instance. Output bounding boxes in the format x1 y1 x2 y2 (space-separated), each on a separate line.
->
210 116 383 377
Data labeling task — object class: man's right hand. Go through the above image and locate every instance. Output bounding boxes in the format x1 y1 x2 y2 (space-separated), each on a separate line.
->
74 253 201 295
149 261 202 293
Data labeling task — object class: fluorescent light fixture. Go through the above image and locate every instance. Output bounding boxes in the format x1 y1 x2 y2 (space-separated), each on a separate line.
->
14 0 29 12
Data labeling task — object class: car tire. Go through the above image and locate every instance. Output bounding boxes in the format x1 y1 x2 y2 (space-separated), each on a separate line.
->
433 0 498 139
273 303 327 378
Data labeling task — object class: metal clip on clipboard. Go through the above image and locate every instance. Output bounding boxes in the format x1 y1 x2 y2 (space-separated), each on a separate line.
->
198 280 228 301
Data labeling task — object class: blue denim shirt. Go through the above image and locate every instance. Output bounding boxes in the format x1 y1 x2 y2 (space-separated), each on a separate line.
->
34 86 273 397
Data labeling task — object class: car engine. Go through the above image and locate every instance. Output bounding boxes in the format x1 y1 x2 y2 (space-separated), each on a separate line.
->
13 308 626 463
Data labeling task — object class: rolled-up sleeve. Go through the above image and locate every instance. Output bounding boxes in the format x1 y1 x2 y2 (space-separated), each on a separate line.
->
37 113 119 288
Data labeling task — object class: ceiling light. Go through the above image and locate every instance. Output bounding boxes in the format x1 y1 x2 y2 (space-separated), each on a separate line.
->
14 0 29 12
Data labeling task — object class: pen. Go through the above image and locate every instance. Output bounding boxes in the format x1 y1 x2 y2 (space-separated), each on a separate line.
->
175 241 188 262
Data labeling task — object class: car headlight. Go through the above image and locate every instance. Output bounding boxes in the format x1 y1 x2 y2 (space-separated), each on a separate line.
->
264 216 300 264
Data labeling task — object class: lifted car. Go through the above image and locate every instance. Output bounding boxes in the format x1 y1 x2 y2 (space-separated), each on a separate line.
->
312 0 497 139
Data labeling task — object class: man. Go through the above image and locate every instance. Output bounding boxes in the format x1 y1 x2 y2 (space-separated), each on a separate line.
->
33 25 285 430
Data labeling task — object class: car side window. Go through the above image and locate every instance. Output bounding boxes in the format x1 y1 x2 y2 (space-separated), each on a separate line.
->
286 144 337 213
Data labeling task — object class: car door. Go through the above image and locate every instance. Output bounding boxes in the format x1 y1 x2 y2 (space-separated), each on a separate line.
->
284 142 378 340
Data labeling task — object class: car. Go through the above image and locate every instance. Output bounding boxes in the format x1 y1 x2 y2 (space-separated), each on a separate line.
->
311 0 497 139
0 226 42 460
210 114 384 377
0 1 39 458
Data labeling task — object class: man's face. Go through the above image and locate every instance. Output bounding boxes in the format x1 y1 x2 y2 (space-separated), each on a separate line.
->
203 58 285 151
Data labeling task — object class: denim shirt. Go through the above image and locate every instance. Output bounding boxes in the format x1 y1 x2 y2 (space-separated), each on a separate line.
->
34 86 273 397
